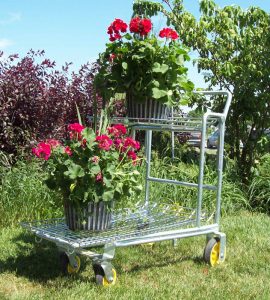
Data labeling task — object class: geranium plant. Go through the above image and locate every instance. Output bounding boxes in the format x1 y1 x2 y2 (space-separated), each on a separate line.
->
32 122 142 205
94 16 194 106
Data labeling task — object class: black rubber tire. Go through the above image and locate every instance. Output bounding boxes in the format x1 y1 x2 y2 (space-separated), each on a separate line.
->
93 264 117 286
203 237 220 266
93 263 105 285
59 252 69 275
59 252 81 275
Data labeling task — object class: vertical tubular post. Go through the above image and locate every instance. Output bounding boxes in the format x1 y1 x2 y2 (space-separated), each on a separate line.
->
171 107 175 160
131 128 136 140
196 115 207 227
145 130 152 206
171 131 175 160
215 119 225 225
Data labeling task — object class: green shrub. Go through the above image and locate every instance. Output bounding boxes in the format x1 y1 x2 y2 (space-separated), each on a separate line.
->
128 155 248 215
0 159 62 227
0 154 249 228
249 153 270 213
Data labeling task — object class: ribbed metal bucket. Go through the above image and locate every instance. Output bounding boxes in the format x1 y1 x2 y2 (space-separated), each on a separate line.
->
64 201 112 231
126 95 169 121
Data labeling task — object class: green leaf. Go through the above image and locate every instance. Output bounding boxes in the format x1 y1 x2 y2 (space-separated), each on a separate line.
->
151 80 160 87
122 62 128 70
64 164 85 179
152 88 168 99
82 128 96 145
103 176 112 187
75 102 83 125
152 62 169 74
123 33 132 40
89 164 101 175
176 55 184 66
102 190 114 202
115 182 123 194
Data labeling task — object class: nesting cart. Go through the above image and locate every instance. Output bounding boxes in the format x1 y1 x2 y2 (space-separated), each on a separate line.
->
21 90 231 286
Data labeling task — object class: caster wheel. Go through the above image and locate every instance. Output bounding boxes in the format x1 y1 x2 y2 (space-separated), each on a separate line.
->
93 264 117 286
203 237 226 266
60 252 81 275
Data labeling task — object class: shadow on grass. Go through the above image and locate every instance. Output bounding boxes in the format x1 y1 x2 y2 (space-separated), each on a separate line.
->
1 231 206 284
0 231 87 284
117 243 206 274
124 254 205 274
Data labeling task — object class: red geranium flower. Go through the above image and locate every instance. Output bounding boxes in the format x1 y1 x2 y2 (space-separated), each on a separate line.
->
107 124 127 137
123 137 140 150
127 150 137 160
140 18 152 36
127 150 138 165
32 142 51 160
114 138 123 150
96 135 113 151
113 18 128 32
107 25 113 35
68 123 85 133
129 17 152 36
107 18 128 41
109 35 116 42
109 53 117 62
159 28 179 40
64 146 72 156
129 17 140 33
95 172 103 183
46 139 61 148
68 123 85 140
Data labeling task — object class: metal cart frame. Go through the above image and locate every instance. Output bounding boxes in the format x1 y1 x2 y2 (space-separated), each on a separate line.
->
21 90 232 285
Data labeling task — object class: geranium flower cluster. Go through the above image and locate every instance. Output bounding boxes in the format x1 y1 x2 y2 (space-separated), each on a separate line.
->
32 123 140 169
129 16 152 36
68 123 85 140
159 28 179 40
31 121 142 206
107 18 128 42
32 139 72 160
107 17 179 41
102 123 140 164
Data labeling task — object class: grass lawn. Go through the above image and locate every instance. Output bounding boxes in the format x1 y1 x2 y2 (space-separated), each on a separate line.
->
0 210 269 300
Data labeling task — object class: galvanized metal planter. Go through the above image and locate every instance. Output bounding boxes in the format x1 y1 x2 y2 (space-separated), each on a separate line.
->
126 95 169 120
64 201 112 231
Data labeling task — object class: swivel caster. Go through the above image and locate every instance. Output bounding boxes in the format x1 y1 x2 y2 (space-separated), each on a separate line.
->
93 263 117 286
59 252 81 275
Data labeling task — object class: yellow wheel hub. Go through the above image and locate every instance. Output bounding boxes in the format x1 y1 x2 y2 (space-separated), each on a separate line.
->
204 238 226 267
67 256 81 274
102 268 117 286
210 241 220 266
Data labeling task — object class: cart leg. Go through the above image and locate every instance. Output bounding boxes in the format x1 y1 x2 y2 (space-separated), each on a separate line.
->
172 239 178 248
57 246 81 274
217 232 226 263
206 233 214 243
93 243 116 285
57 244 79 268
67 253 79 269
131 129 136 140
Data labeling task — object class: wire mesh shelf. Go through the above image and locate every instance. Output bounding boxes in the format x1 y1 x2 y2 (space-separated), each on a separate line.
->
21 203 211 248
88 116 219 132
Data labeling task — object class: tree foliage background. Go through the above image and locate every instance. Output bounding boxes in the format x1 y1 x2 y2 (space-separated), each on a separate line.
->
133 0 270 181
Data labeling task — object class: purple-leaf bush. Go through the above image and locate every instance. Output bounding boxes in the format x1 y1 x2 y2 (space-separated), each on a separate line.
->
0 50 101 158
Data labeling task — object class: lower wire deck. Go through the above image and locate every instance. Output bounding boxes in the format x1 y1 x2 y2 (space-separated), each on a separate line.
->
21 203 211 248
